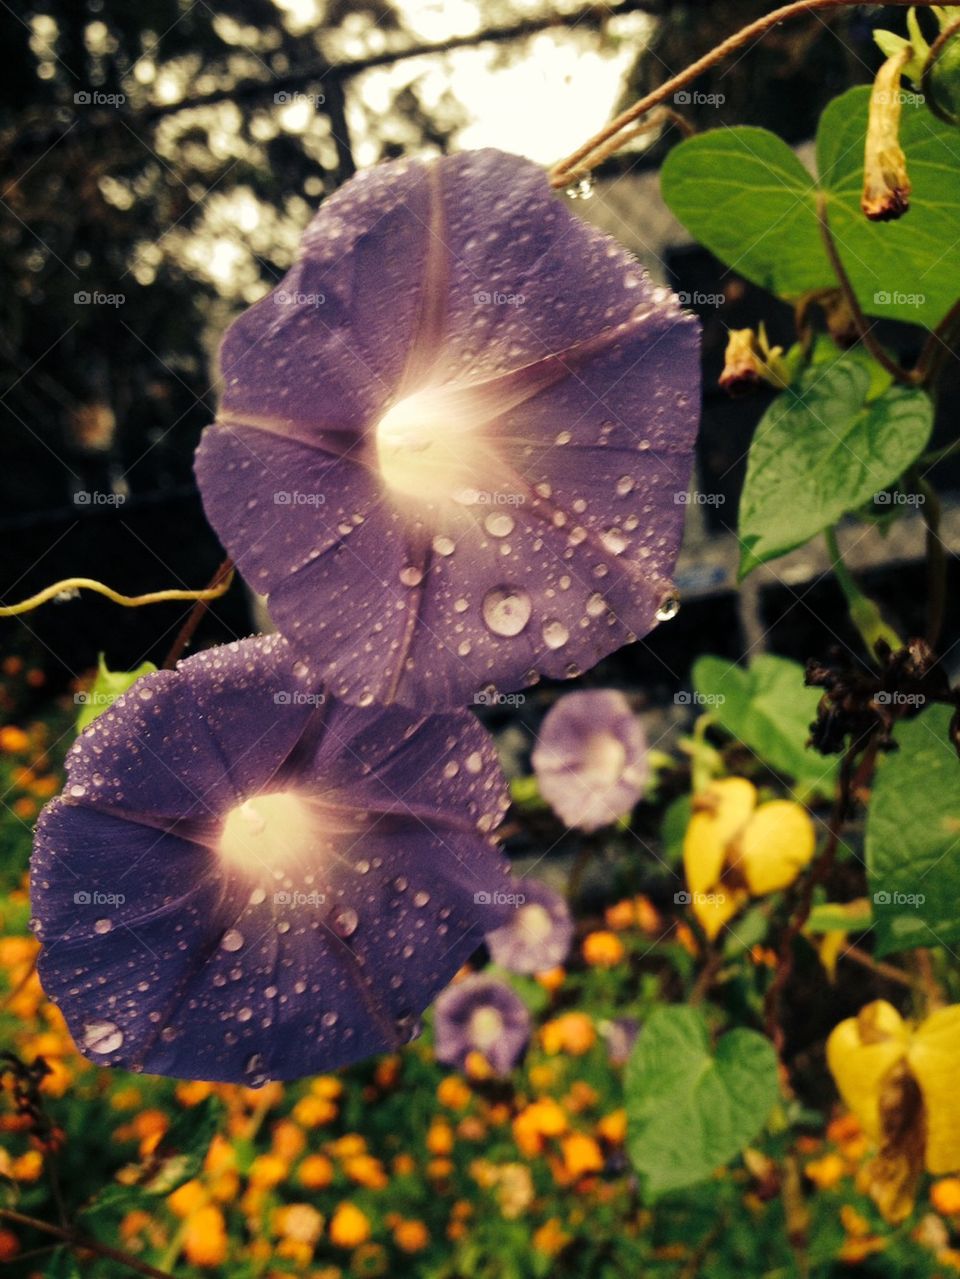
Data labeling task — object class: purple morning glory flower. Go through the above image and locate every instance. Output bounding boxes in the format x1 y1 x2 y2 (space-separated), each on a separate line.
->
433 973 530 1075
485 877 573 974
195 149 700 711
532 689 649 832
30 635 514 1083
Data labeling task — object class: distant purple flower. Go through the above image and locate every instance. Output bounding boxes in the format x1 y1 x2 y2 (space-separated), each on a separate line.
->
601 1017 640 1067
30 635 513 1083
485 878 573 973
433 973 530 1075
195 149 700 711
532 689 648 831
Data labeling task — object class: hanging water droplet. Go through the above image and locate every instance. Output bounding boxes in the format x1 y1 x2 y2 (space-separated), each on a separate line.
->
564 175 595 200
83 1020 124 1055
330 906 358 938
221 929 244 952
482 587 532 637
244 1053 270 1086
656 592 680 621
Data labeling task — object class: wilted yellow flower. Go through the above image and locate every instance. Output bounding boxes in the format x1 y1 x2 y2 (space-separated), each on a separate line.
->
862 47 912 220
828 1000 960 1221
683 778 815 940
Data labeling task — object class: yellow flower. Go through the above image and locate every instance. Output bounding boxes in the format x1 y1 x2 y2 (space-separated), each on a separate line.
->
827 1000 960 1221
343 1154 388 1189
0 726 29 753
248 1153 288 1189
275 1202 324 1245
393 1219 429 1253
535 965 566 991
804 1153 846 1190
168 1179 208 1219
581 931 625 968
293 1095 338 1127
513 1098 568 1156
298 1153 335 1190
683 779 815 940
533 1217 571 1257
311 1075 344 1100
426 1121 454 1155
272 1119 307 1162
541 1012 596 1057
10 1151 43 1182
561 1133 604 1179
175 1080 214 1107
932 1178 960 1216
329 1202 371 1249
183 1205 228 1268
436 1076 471 1111
597 1109 627 1145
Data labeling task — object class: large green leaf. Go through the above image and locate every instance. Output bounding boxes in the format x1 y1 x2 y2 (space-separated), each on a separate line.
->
737 360 932 576
866 705 960 956
661 127 824 299
693 653 837 797
661 87 960 328
625 1006 779 1196
817 86 960 328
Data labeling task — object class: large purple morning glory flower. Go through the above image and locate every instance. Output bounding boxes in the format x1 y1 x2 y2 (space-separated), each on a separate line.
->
195 149 700 711
485 877 573 973
433 973 531 1075
532 689 649 831
30 636 513 1083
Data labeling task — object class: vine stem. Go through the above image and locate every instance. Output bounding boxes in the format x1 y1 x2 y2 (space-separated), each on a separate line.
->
0 572 233 618
161 556 234 670
548 0 943 187
824 526 902 656
0 1208 176 1279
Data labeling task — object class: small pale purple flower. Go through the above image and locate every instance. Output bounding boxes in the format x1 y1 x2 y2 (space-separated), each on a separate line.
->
433 973 530 1075
195 149 700 710
30 635 513 1083
532 689 648 832
485 877 573 973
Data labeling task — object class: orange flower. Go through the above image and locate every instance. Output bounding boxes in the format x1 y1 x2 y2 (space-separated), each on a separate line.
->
513 1099 568 1156
581 931 625 968
604 899 636 931
168 1179 208 1219
311 1075 343 1100
535 966 566 991
293 1095 337 1128
275 1202 324 1244
11 1151 43 1182
329 1202 371 1248
0 726 29 753
804 1153 846 1190
437 1075 471 1110
541 1012 596 1057
272 1119 307 1162
248 1153 288 1189
0 1230 18 1263
427 1121 454 1156
183 1205 228 1268
393 1219 429 1253
933 1178 960 1216
561 1133 604 1179
177 1080 215 1107
298 1154 334 1190
533 1218 571 1257
392 1153 416 1176
597 1109 627 1145
343 1154 388 1189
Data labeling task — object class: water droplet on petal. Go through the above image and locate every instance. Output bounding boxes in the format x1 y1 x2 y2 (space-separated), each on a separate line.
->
399 565 423 587
482 587 532 637
413 890 430 907
83 1020 124 1055
330 906 358 938
656 592 680 621
221 929 244 952
93 918 112 935
432 535 456 556
484 512 514 538
542 619 570 649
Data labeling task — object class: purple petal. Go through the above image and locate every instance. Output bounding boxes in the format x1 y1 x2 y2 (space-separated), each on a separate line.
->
485 878 573 973
31 636 513 1082
433 973 530 1075
532 689 649 831
195 149 700 710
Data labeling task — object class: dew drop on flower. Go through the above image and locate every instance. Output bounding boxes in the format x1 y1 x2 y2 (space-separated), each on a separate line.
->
221 929 244 952
482 587 532 637
542 619 570 650
656 592 680 621
330 906 359 938
83 1020 124 1055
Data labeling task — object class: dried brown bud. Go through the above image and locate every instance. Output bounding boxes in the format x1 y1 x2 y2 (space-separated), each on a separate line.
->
862 49 912 221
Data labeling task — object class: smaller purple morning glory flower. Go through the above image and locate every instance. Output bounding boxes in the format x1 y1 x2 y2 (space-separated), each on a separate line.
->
531 689 648 832
30 635 513 1083
485 878 573 974
433 974 531 1076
